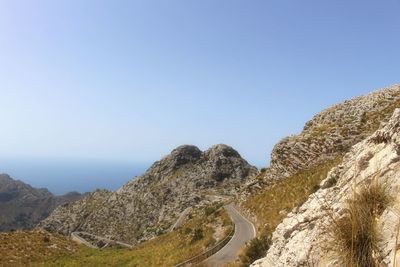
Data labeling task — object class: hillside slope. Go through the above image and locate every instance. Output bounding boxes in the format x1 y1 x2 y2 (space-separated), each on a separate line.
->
1 203 232 267
252 108 400 266
242 84 400 231
0 174 83 231
265 84 400 182
39 144 257 245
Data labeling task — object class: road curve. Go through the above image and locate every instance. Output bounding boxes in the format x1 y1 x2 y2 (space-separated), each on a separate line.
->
203 204 256 267
71 231 133 248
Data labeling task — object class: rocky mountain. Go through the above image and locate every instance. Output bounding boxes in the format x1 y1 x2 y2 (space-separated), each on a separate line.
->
262 84 400 183
252 108 400 267
235 84 400 266
39 144 257 244
0 174 83 231
241 85 400 232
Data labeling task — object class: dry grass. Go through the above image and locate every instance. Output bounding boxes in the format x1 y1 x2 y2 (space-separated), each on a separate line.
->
39 204 231 267
361 97 400 134
0 204 231 267
329 181 392 267
0 230 80 266
242 157 342 237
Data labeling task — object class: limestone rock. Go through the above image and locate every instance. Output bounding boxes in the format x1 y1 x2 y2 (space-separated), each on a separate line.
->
38 144 257 244
264 84 400 183
251 109 400 266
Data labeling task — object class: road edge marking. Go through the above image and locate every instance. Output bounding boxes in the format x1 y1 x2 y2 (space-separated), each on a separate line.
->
231 204 257 238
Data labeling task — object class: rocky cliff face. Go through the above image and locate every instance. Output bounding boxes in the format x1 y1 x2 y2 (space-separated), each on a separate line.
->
39 144 257 244
0 174 83 231
264 84 400 182
241 85 400 235
252 109 400 266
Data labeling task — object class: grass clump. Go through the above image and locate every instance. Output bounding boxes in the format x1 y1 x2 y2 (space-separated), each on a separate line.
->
191 228 204 243
330 181 391 267
204 202 223 216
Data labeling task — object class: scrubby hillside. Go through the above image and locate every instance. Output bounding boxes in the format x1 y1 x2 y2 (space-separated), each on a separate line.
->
252 108 400 267
264 84 400 182
0 230 80 266
39 144 256 245
0 174 83 232
0 203 232 267
241 85 400 234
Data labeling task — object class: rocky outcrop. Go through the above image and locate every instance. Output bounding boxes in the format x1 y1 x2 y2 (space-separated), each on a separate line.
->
38 144 257 244
0 174 83 231
252 109 400 266
263 84 400 182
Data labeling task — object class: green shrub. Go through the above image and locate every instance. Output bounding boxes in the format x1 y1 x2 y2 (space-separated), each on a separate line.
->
204 202 222 216
310 184 320 194
183 227 192 235
239 234 271 267
324 174 338 188
204 206 217 216
191 228 204 243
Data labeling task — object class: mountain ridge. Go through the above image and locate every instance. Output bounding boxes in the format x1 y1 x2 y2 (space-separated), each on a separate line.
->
0 173 84 232
265 84 400 182
252 108 400 266
39 144 257 244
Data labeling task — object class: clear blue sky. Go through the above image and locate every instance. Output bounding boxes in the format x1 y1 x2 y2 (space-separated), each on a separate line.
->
0 0 399 168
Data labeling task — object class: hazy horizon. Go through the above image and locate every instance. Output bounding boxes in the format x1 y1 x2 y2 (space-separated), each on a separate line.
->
0 157 150 195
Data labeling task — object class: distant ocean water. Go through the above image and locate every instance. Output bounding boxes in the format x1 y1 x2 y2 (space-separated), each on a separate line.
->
0 158 149 195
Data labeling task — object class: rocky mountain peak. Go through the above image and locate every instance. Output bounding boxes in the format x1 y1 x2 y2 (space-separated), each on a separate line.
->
0 174 12 182
205 144 241 158
39 144 257 244
169 145 202 168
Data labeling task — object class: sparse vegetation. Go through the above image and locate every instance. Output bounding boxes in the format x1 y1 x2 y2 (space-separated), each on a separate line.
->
310 184 321 194
204 202 223 216
238 234 271 267
32 204 231 267
237 158 341 266
0 230 80 266
329 180 392 267
243 157 343 237
324 173 339 188
0 204 231 267
191 228 204 243
361 97 400 134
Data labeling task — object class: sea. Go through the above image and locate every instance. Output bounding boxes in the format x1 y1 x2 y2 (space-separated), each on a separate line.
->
0 158 149 195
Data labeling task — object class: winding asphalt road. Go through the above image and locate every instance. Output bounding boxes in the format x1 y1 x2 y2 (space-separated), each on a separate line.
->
203 204 256 267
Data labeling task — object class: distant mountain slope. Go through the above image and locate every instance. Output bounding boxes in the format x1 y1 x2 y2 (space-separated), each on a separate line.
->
0 174 83 231
39 144 257 244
